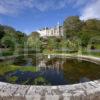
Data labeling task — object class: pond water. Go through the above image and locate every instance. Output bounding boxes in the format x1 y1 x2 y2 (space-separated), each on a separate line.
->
0 54 100 85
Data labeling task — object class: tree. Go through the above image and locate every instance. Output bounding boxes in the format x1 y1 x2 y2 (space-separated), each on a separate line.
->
0 24 27 50
60 38 79 52
46 37 60 51
30 32 40 38
82 19 100 31
64 16 100 49
63 16 83 38
1 35 16 49
16 31 27 48
0 25 5 40
79 19 100 47
27 32 42 52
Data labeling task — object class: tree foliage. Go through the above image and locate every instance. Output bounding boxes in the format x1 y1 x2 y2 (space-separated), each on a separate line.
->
64 16 83 38
0 24 26 49
63 16 100 48
27 32 42 52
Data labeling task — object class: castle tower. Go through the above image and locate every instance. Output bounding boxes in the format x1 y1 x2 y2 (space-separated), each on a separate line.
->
57 22 60 36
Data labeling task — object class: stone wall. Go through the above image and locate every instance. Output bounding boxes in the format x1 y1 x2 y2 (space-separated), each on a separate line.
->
0 80 100 100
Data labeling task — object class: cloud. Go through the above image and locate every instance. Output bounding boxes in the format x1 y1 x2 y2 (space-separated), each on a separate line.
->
0 0 69 14
0 0 33 15
74 0 88 7
80 0 100 20
0 0 100 21
0 0 88 15
34 0 68 11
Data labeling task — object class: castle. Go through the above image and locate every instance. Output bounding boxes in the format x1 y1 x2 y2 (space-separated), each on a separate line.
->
37 23 63 37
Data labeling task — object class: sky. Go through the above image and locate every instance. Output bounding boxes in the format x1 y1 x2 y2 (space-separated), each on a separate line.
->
0 0 100 34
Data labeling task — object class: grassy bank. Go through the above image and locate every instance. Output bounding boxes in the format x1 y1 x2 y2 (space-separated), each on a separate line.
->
43 50 100 57
0 64 39 76
82 51 100 57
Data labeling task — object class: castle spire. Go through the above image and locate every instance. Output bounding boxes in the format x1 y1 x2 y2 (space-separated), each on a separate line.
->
57 21 60 35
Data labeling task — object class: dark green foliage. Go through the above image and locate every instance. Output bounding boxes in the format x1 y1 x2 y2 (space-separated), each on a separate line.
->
0 25 5 40
63 16 100 48
64 16 83 38
0 24 26 50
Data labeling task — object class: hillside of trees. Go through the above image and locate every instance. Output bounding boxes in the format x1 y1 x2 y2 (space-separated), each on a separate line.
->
64 16 100 48
0 16 100 56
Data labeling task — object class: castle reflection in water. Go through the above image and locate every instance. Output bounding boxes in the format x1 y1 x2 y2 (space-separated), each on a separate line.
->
37 55 65 73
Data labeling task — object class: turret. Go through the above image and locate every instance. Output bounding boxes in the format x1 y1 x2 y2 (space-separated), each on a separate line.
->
57 22 60 36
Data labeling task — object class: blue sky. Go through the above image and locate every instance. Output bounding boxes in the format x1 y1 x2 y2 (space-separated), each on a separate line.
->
0 0 100 34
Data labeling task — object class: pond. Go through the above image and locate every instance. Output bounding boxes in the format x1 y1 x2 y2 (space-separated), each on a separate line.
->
0 54 100 85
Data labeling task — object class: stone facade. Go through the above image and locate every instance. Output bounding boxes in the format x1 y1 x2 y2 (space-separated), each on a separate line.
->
37 23 63 37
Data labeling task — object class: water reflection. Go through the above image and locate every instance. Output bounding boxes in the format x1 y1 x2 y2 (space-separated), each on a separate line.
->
0 54 100 85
